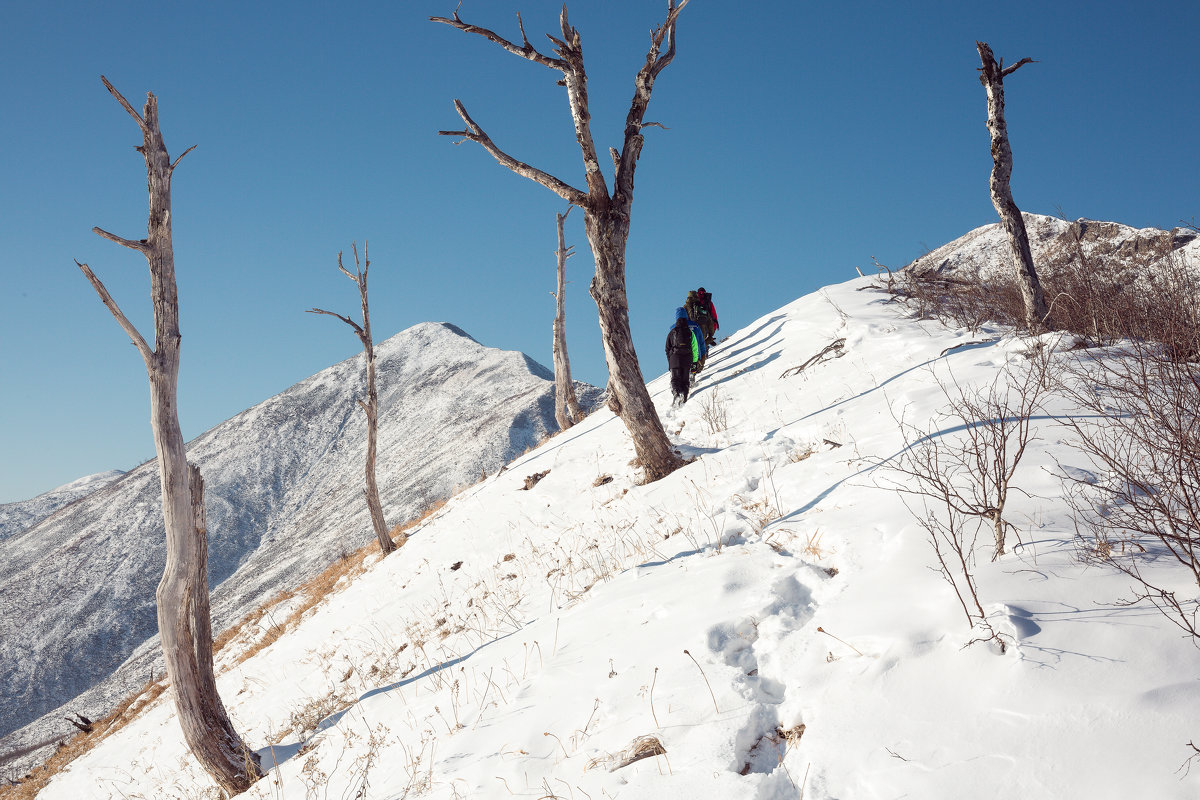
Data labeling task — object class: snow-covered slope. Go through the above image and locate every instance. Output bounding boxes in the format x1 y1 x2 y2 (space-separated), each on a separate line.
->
0 471 124 543
0 322 598 772
34 274 1200 799
908 212 1200 284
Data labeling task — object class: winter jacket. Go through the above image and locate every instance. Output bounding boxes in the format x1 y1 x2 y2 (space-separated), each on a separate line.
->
696 288 719 329
667 307 706 366
666 318 693 370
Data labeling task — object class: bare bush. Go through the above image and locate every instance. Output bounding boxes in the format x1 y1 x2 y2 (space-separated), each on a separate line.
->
886 267 1027 333
699 386 729 434
886 346 1053 648
1057 311 1200 641
884 224 1199 356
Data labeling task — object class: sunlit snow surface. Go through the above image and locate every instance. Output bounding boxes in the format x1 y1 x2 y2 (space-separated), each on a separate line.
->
38 275 1200 799
0 322 596 771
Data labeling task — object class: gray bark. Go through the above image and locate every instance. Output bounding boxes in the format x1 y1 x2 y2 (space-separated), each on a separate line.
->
976 41 1049 330
308 243 401 554
434 2 689 482
552 206 584 429
76 77 260 795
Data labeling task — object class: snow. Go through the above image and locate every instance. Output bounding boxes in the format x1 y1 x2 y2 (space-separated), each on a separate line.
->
0 470 124 542
32 271 1200 799
0 322 598 772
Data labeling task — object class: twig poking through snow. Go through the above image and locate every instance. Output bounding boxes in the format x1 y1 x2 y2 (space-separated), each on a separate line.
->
683 650 720 714
817 626 865 657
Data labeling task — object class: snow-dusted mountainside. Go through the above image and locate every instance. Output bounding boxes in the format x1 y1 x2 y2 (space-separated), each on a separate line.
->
0 471 124 542
0 322 598 772
908 212 1199 281
30 260 1200 798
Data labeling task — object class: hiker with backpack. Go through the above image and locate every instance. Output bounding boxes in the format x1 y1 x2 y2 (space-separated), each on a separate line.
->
665 307 707 405
685 287 719 346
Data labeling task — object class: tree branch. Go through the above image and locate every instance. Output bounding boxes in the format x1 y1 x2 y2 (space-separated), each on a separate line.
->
100 75 147 132
517 11 532 49
92 226 150 253
615 0 690 193
430 11 564 69
439 99 588 206
649 1 687 80
308 307 366 340
170 144 198 173
1000 57 1036 79
75 259 153 365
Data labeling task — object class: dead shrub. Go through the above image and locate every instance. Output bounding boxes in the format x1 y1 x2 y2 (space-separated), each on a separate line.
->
884 347 1053 650
884 223 1200 354
1057 331 1200 640
699 386 730 434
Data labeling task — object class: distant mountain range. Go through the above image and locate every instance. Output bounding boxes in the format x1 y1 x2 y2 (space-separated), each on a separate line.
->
0 322 598 773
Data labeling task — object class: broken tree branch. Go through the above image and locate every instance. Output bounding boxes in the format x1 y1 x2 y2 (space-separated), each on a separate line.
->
430 11 564 68
75 259 153 365
91 226 149 253
439 99 588 205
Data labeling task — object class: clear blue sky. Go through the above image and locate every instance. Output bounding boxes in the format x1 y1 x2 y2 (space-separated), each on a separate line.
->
2 0 1197 503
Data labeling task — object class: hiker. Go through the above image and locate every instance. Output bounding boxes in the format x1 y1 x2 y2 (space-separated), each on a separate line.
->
685 287 719 346
666 307 706 405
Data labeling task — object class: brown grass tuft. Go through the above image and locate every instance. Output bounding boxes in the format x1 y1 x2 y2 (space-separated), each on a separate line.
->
0 677 169 800
3 496 456 797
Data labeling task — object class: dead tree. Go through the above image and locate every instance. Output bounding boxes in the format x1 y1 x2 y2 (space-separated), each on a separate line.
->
977 41 1049 331
552 205 585 429
75 77 260 795
433 2 688 481
308 243 400 555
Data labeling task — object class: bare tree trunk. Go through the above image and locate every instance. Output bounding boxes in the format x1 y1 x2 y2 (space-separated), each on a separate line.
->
552 206 585 429
76 77 260 796
309 243 400 554
977 41 1049 331
434 2 689 482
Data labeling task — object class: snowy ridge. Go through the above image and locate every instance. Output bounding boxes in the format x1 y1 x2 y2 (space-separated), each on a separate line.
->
34 274 1200 798
908 212 1200 282
0 470 125 543
0 322 598 772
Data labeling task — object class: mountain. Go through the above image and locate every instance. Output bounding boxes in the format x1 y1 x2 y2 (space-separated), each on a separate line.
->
909 212 1199 282
0 471 125 543
0 322 599 773
28 218 1200 799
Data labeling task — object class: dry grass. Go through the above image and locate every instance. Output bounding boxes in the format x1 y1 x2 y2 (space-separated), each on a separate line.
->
0 677 168 799
885 223 1199 355
219 498 450 668
585 734 668 773
2 496 455 798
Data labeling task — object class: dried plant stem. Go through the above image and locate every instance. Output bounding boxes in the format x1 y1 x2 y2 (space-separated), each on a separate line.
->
683 650 719 714
544 731 571 760
816 626 864 657
649 667 660 727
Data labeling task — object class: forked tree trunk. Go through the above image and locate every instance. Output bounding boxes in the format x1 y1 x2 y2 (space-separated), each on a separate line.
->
76 78 260 796
977 41 1049 330
434 2 689 482
309 243 400 554
584 206 681 476
552 206 585 429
